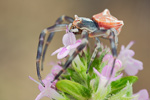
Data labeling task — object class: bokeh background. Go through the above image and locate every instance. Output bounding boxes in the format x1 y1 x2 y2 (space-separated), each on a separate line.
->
0 0 150 100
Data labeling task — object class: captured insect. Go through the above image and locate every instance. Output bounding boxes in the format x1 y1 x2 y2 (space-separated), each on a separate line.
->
36 9 124 87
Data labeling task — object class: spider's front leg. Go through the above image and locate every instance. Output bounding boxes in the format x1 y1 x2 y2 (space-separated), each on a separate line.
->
36 24 67 87
51 30 89 82
41 16 74 71
36 16 74 87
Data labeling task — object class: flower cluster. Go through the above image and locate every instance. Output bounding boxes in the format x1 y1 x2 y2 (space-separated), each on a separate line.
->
29 63 65 100
30 27 149 100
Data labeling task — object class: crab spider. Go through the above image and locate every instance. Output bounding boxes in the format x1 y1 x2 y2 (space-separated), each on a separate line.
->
36 9 124 87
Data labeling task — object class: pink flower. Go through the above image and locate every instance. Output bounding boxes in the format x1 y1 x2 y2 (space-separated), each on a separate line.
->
102 54 113 62
29 74 65 100
133 89 149 100
51 26 81 59
102 54 122 71
93 64 123 88
50 62 63 76
93 65 122 96
118 41 143 75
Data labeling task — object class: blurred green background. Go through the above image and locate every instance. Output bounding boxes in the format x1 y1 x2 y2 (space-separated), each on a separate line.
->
0 0 150 100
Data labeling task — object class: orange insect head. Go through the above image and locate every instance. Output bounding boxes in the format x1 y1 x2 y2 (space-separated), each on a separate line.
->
92 9 124 35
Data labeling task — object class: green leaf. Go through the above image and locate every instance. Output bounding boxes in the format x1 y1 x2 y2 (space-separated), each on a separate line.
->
90 50 107 73
68 68 85 84
108 82 133 100
56 80 91 100
110 76 138 94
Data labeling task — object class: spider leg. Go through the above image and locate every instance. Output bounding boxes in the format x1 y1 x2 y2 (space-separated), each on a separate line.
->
51 30 89 82
41 32 54 71
86 37 100 73
41 16 74 71
36 23 68 87
102 28 118 87
87 28 118 86
105 28 118 86
89 29 108 38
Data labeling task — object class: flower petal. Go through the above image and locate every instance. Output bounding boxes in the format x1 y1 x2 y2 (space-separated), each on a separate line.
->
51 65 62 76
119 49 135 57
31 72 64 100
101 65 118 78
111 73 123 81
38 79 47 91
29 76 41 86
118 41 143 75
124 63 142 76
102 54 113 62
121 45 125 50
131 59 143 70
134 89 149 100
123 57 143 76
70 39 82 49
125 41 134 50
35 87 65 100
93 68 104 78
35 88 51 100
114 59 122 71
62 31 76 46
29 76 45 91
51 47 63 56
37 74 54 91
57 47 70 59
49 89 65 100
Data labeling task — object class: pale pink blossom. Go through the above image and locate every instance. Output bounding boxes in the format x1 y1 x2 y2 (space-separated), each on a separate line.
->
92 66 122 98
102 54 122 71
50 62 62 76
51 26 81 59
93 64 123 88
133 89 149 100
29 74 65 100
118 41 143 75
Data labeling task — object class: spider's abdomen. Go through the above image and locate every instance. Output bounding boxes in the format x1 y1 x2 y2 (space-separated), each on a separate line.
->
92 9 124 35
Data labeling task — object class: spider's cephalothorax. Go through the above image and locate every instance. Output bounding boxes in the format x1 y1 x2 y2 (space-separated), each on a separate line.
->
36 9 124 87
72 15 98 33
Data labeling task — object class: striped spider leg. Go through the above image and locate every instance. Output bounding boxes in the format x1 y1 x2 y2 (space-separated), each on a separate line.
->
86 37 101 73
88 28 118 86
36 16 74 87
